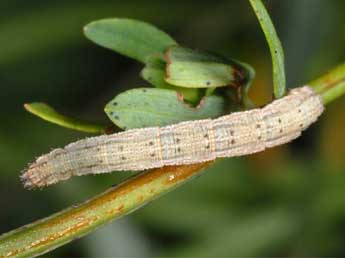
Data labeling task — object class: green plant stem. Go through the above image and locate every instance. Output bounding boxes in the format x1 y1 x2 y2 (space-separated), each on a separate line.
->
0 163 212 258
249 0 286 99
309 63 345 104
1 63 345 257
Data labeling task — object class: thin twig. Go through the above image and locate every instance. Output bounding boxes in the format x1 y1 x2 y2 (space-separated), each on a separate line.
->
310 63 345 104
0 163 212 258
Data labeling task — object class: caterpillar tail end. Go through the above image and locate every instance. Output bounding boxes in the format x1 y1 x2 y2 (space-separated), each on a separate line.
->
20 170 36 190
20 166 47 190
20 162 58 190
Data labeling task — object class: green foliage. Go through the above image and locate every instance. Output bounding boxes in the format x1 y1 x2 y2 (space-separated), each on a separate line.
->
104 88 231 129
27 18 258 129
249 0 286 98
165 46 250 89
24 103 107 134
140 54 201 103
84 18 177 63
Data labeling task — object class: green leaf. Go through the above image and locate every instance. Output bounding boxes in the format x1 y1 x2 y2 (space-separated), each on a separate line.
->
249 0 286 99
24 103 108 134
84 18 177 63
140 55 201 103
165 46 242 88
104 88 232 129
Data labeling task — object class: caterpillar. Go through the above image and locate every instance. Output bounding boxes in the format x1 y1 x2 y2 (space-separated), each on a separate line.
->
21 86 324 189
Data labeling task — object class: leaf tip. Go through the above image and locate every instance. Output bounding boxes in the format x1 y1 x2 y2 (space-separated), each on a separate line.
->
23 102 41 114
23 103 31 111
83 21 97 38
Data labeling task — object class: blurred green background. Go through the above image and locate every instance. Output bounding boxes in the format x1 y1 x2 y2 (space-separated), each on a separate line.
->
1 0 345 257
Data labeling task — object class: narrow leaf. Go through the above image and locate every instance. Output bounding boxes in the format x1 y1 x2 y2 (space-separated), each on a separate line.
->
165 46 242 88
104 88 232 129
24 103 108 134
84 18 177 63
249 0 286 98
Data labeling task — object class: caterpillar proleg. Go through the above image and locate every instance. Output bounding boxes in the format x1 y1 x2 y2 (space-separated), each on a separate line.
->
21 86 324 189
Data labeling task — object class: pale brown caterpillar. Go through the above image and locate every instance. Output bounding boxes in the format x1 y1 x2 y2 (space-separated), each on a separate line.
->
21 86 324 189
